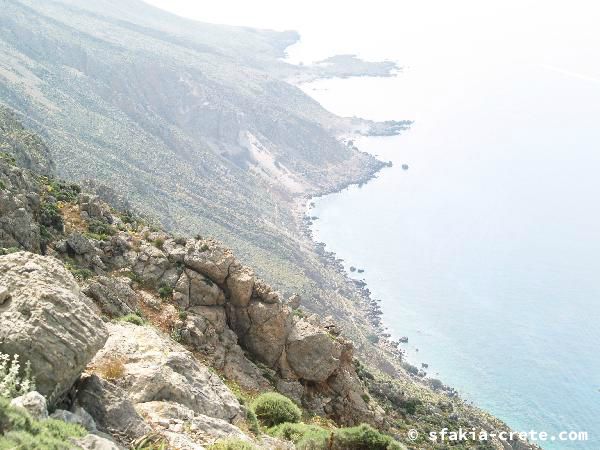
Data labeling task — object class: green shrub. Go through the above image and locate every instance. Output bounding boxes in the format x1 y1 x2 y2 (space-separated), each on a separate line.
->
268 422 403 450
119 313 146 326
246 408 259 435
267 422 329 448
251 392 302 427
0 397 86 449
157 283 173 299
153 238 164 249
39 201 63 231
0 353 35 399
87 219 115 239
45 179 81 203
331 424 403 450
64 261 93 281
207 438 256 450
0 247 20 256
0 180 5 191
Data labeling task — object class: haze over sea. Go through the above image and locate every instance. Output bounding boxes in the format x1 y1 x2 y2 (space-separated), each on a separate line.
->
146 1 600 447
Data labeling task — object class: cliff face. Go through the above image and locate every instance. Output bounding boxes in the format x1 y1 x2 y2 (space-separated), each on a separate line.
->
0 117 539 450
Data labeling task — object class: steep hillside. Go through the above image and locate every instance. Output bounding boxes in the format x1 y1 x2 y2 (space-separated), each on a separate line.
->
0 0 413 376
0 118 538 449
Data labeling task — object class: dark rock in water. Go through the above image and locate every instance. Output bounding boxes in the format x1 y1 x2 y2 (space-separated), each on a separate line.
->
399 336 409 343
349 266 356 272
357 268 364 273
422 363 429 369
402 164 409 170
385 161 393 167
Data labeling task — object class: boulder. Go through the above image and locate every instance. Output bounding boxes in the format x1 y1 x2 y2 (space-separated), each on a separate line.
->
72 433 120 450
51 407 97 432
10 391 48 419
276 380 304 406
131 243 173 287
83 276 138 317
226 266 254 307
91 323 242 422
174 269 226 309
229 302 291 368
136 401 249 447
285 319 342 382
74 374 151 442
0 252 108 402
66 233 96 255
252 279 280 304
184 239 235 284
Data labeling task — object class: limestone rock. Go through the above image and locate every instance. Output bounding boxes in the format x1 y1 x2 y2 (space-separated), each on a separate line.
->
136 401 249 447
174 269 226 309
131 242 174 287
0 162 41 252
285 319 342 382
92 323 242 422
184 239 235 284
83 276 138 318
72 433 120 450
276 380 304 406
66 233 96 255
252 279 280 304
0 252 107 401
51 407 97 432
229 301 291 368
226 266 254 307
10 391 48 420
74 374 151 442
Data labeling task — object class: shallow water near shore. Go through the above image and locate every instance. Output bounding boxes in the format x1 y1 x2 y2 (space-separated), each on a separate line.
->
303 61 600 449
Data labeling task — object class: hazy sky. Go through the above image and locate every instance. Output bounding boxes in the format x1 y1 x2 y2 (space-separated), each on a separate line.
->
144 0 600 75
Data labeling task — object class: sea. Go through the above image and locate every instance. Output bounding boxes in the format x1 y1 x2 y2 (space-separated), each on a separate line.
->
285 4 600 450
147 1 600 447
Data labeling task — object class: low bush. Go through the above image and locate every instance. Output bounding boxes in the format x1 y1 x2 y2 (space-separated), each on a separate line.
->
267 422 329 449
157 283 173 299
0 397 86 449
44 179 81 203
251 392 301 427
207 438 256 450
119 313 146 326
87 219 116 240
268 422 404 450
330 423 403 450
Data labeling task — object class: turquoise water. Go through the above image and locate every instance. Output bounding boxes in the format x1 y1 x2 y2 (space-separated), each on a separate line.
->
306 62 600 449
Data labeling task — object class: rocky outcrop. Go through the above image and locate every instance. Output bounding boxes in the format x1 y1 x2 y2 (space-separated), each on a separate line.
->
83 276 138 318
91 323 243 422
10 392 48 420
75 374 152 443
136 401 250 448
0 252 107 402
285 319 343 382
0 161 41 252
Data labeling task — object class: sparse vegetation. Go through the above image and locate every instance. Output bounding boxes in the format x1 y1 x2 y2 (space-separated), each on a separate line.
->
0 353 35 399
87 219 116 240
119 313 146 326
93 357 125 381
207 439 256 450
268 422 404 450
157 283 173 299
64 260 93 281
0 397 86 449
251 392 302 427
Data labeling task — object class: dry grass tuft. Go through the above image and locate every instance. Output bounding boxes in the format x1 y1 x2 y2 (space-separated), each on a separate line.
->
92 357 126 381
